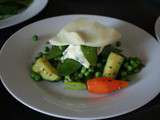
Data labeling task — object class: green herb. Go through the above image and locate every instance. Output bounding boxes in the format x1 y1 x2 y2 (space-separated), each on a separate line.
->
57 59 81 76
46 46 67 60
81 45 97 66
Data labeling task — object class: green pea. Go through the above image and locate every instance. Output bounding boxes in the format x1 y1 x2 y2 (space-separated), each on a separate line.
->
32 34 38 42
95 72 102 77
78 73 83 78
84 71 90 77
88 67 94 73
81 67 87 74
127 65 133 71
44 46 50 53
133 63 139 68
121 71 127 77
31 71 41 81
130 60 136 65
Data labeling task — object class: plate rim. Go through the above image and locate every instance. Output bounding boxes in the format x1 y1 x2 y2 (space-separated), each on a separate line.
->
0 14 159 120
155 16 160 41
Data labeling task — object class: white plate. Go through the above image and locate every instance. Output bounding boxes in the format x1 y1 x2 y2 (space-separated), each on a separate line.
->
0 15 160 120
155 16 160 41
0 0 48 29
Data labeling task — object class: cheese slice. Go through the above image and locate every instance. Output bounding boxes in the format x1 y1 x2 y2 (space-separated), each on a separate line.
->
61 45 90 68
49 18 121 47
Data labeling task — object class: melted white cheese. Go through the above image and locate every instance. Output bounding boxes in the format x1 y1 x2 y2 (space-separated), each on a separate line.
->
61 45 90 68
49 18 121 47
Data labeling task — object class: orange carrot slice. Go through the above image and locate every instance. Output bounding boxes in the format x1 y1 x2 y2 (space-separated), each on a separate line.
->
87 77 128 94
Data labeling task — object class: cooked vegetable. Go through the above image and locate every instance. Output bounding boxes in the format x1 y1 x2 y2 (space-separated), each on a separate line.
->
44 46 50 53
118 57 144 80
32 34 38 42
45 46 67 60
95 71 102 77
80 67 87 74
32 57 60 81
64 81 86 90
29 19 145 94
57 58 81 76
103 52 124 79
99 45 122 60
81 45 97 66
87 77 128 94
31 71 41 81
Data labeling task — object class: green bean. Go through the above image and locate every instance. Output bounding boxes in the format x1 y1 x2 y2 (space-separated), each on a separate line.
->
64 81 86 90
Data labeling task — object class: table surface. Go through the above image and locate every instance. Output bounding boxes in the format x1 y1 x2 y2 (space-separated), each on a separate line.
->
0 0 160 119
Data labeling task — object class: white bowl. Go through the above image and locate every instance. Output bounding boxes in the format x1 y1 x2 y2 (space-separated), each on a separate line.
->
0 0 48 29
0 15 160 120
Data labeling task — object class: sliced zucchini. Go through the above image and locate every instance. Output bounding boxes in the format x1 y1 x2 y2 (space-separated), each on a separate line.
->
32 57 60 81
103 52 124 79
